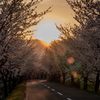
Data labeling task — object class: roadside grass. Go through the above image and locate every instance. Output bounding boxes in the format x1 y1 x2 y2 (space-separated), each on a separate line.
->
87 84 95 92
80 83 84 89
65 80 71 86
4 81 26 100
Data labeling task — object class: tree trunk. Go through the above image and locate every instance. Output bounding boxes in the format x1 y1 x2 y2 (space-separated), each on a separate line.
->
62 73 65 84
14 78 16 87
83 76 88 90
2 74 8 98
95 71 100 92
12 76 16 90
8 76 12 93
0 92 2 100
4 81 8 98
19 76 22 83
71 75 74 86
57 74 60 82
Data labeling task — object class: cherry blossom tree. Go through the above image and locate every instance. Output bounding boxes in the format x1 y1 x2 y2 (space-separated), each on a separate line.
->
0 0 51 69
56 0 100 92
0 0 51 98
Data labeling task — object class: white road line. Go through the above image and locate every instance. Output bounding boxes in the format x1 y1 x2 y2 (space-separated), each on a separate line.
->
41 84 71 100
67 98 72 100
51 89 55 91
47 86 50 88
42 83 44 85
57 92 63 95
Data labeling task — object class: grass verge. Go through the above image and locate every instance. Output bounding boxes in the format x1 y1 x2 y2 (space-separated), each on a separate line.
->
4 81 26 100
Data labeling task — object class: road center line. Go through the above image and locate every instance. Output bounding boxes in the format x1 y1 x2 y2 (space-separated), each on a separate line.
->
41 83 71 100
57 92 63 95
67 98 72 100
47 86 50 88
51 89 55 91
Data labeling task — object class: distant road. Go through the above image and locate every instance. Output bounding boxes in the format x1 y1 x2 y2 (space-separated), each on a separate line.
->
24 80 100 100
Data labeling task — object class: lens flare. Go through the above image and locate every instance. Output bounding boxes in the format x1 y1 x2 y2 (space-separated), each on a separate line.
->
76 64 81 69
67 57 74 64
72 71 78 78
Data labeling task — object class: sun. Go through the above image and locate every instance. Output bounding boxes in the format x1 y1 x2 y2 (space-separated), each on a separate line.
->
34 21 61 43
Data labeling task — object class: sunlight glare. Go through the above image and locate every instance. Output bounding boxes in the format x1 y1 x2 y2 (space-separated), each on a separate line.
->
35 21 61 43
40 40 50 47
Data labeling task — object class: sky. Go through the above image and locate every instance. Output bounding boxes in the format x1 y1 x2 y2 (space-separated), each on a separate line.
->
33 0 76 43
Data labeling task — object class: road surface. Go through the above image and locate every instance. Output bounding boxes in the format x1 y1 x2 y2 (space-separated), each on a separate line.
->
24 80 100 100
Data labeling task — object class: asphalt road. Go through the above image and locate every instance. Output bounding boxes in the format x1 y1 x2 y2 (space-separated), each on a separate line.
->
24 80 100 100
